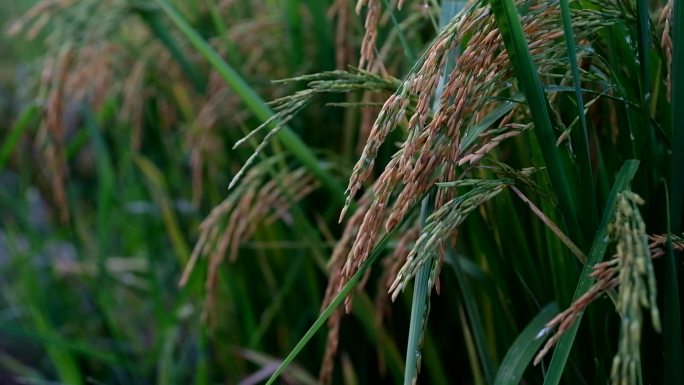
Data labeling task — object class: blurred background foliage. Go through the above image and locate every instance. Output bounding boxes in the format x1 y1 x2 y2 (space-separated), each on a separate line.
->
0 1 427 383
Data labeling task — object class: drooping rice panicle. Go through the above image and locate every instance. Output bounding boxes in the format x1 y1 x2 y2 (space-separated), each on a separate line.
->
533 191 661 385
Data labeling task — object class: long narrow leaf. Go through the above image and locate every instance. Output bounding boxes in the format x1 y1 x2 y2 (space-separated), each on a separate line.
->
446 249 496 384
304 0 334 70
488 0 583 250
134 5 205 93
264 212 411 385
135 155 191 265
404 194 437 385
379 0 417 63
154 0 346 203
404 256 436 385
542 160 640 385
27 304 84 385
559 0 597 231
493 302 558 385
634 0 658 200
0 104 38 171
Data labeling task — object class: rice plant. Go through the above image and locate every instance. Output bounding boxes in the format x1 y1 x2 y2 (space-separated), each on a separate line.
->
0 0 681 384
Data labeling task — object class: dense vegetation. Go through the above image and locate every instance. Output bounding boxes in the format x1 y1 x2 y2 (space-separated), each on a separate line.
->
0 1 681 384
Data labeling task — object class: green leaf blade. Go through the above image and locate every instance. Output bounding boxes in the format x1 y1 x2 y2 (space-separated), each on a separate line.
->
488 0 583 251
542 160 640 385
154 0 346 204
493 302 559 385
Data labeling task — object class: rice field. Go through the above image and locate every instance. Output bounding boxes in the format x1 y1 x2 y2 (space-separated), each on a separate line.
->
0 1 681 384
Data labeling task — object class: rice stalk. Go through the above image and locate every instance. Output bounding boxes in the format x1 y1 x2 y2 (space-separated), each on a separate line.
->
403 191 438 385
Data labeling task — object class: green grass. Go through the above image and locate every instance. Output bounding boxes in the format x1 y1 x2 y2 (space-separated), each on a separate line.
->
0 0 681 384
